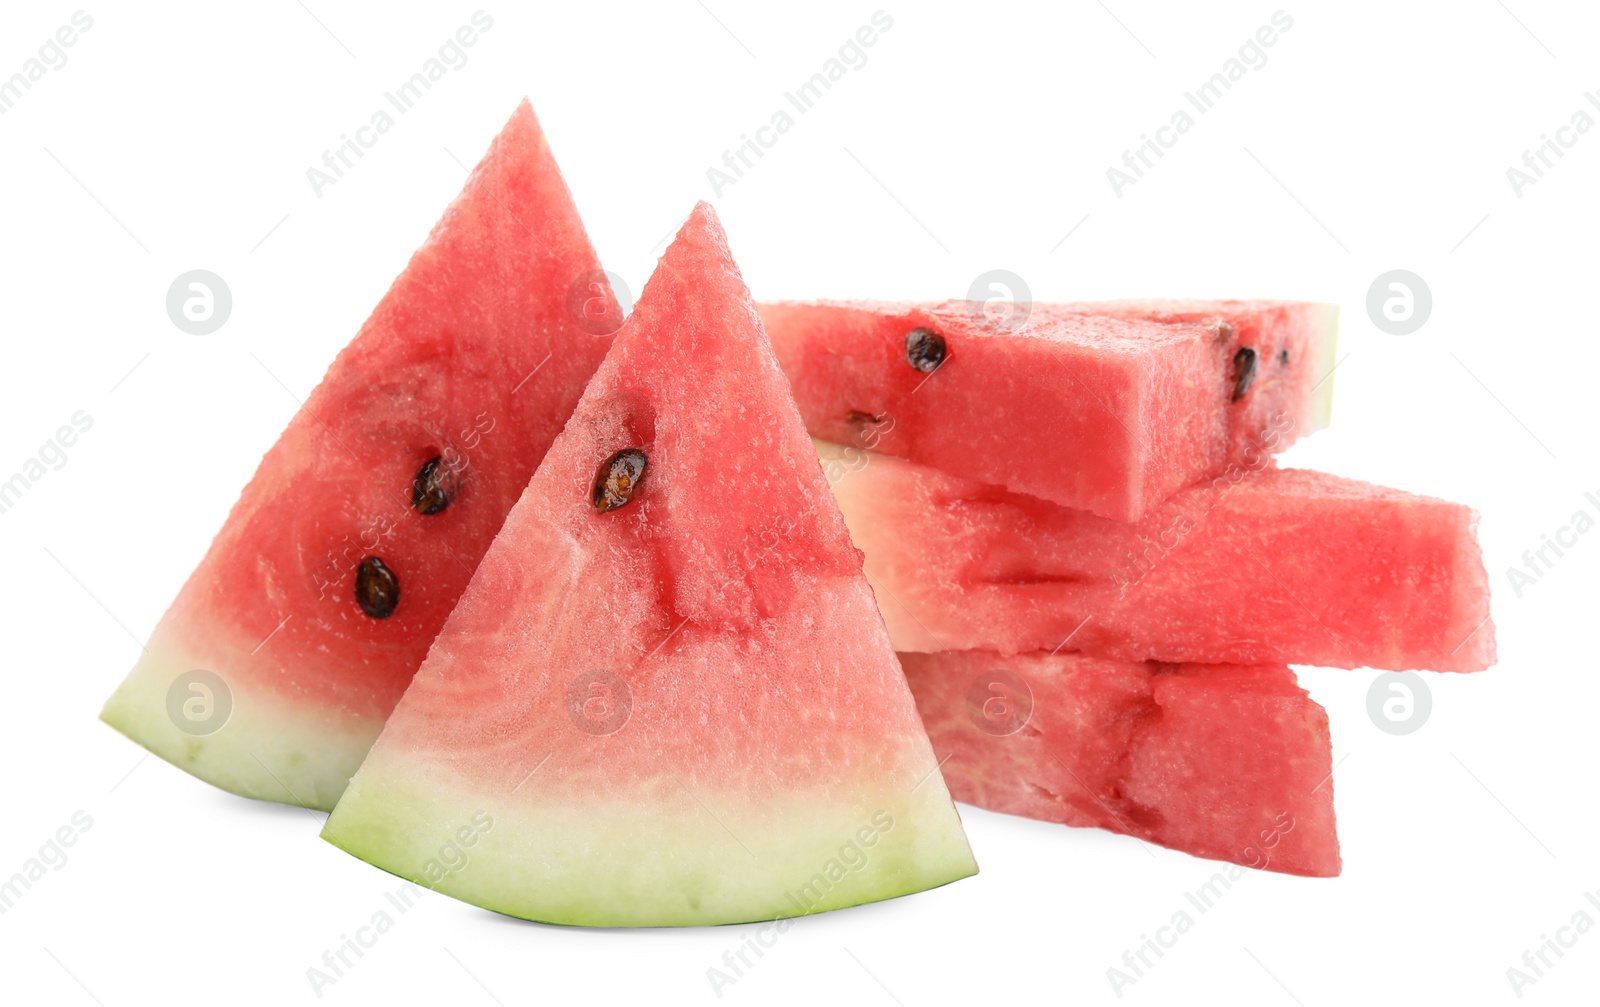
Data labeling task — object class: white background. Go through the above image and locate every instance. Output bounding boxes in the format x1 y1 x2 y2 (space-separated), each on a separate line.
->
1 1 1595 1004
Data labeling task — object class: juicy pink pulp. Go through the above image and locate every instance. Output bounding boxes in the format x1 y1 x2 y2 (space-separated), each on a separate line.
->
362 202 937 789
903 650 1340 877
830 450 1496 672
760 299 1333 521
165 100 616 719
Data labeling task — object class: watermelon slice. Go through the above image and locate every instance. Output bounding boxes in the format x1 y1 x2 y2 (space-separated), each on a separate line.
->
100 101 620 810
321 203 978 927
902 650 1340 877
821 443 1496 672
759 299 1338 520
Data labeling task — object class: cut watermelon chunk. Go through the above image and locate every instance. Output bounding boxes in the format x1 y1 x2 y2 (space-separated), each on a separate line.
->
822 442 1495 672
902 651 1340 877
321 203 978 927
100 101 619 810
760 299 1338 520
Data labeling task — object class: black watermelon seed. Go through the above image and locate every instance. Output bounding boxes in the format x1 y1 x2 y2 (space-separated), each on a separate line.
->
1278 348 1290 365
1231 346 1258 403
905 327 946 374
355 556 400 619
592 448 648 513
846 410 886 426
412 455 456 515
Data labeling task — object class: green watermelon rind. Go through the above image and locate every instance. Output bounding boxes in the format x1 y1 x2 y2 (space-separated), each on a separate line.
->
322 755 979 927
100 630 377 811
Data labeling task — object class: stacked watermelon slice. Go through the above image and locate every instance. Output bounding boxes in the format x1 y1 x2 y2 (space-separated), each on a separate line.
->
101 99 1493 925
760 299 1495 877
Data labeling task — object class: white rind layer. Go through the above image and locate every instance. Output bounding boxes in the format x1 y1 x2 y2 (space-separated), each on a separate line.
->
323 746 978 927
100 627 381 811
1306 303 1340 433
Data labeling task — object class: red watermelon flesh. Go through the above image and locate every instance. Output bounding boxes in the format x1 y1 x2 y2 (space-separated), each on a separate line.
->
902 650 1340 877
321 203 977 927
759 299 1337 521
100 101 619 810
822 442 1494 671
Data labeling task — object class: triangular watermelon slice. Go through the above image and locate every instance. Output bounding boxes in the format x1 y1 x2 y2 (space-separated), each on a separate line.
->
101 100 620 810
322 203 978 927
